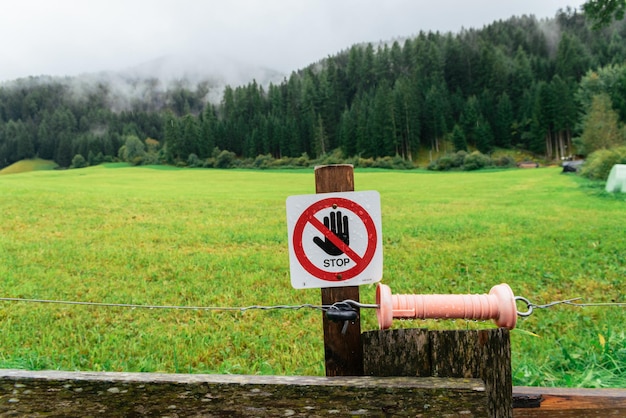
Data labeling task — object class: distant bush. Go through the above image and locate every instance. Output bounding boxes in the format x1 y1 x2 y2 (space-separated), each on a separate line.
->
296 153 310 167
253 154 273 169
350 154 414 169
119 135 146 165
387 155 415 169
187 153 201 168
142 152 159 165
215 150 237 168
70 154 88 169
427 150 491 171
373 156 394 169
355 157 375 168
580 146 626 180
463 151 492 171
428 154 455 171
493 154 517 167
315 148 344 165
452 150 468 167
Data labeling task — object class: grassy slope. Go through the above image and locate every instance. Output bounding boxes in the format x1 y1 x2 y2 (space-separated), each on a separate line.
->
0 165 624 386
0 159 58 175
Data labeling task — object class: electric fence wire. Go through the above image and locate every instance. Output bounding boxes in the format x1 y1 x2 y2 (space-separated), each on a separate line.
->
515 296 626 317
0 296 379 313
0 295 624 318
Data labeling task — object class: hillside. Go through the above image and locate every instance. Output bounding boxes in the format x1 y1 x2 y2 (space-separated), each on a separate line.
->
0 159 58 175
1 8 626 169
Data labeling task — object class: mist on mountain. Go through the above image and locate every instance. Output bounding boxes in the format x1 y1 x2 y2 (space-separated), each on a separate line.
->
2 52 286 113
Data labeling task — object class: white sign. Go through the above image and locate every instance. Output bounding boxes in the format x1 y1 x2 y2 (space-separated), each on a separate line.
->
286 190 383 289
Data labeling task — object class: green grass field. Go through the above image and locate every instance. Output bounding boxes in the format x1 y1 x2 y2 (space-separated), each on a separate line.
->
0 164 624 387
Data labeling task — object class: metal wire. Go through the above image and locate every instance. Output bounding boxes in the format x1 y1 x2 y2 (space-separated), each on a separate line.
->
0 297 379 312
515 296 626 317
2 295 623 318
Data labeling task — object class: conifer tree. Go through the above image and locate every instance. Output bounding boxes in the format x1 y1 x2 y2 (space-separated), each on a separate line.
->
578 93 624 154
451 123 468 151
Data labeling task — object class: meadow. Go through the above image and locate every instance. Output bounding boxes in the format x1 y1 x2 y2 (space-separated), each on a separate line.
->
0 164 624 387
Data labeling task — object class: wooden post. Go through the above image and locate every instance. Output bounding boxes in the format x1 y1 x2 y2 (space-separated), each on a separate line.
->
363 328 513 417
314 164 363 376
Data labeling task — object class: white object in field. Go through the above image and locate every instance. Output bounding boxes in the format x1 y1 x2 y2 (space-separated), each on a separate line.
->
605 164 626 193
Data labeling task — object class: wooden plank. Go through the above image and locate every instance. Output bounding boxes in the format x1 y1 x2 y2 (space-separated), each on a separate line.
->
0 369 488 417
513 386 626 417
314 164 363 376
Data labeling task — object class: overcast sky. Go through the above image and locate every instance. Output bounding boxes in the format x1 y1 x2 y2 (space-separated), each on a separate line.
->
0 0 586 82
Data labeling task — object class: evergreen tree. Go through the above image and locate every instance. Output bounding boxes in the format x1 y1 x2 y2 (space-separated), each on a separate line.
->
556 33 594 81
339 106 357 157
181 114 201 158
422 82 450 153
10 120 35 160
451 123 468 151
494 93 514 148
460 95 481 147
372 82 396 157
577 93 624 154
163 112 181 162
392 77 420 160
56 133 73 167
199 104 217 158
475 116 495 153
313 113 328 157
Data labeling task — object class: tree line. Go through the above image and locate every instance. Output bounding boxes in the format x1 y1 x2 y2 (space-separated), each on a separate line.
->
1 8 626 169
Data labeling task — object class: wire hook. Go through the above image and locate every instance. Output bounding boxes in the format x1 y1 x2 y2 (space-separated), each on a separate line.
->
515 296 584 317
515 296 534 317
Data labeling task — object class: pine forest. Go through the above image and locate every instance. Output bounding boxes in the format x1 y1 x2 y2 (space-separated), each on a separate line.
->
1 8 626 170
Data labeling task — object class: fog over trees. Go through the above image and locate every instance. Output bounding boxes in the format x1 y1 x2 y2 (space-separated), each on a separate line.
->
1 7 626 169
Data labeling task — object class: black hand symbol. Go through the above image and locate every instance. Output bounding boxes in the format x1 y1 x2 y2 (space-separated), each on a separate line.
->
313 210 349 256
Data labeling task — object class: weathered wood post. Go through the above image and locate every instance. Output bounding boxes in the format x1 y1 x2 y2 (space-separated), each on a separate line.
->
314 164 363 376
362 328 513 417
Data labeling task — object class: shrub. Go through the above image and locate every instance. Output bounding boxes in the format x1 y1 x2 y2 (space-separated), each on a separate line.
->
452 150 468 167
463 151 492 171
120 135 146 163
427 151 466 171
215 150 236 168
428 154 455 171
90 152 105 166
355 157 375 168
493 154 517 167
142 152 159 166
293 153 309 167
373 156 394 169
390 155 415 169
580 146 626 180
131 156 145 166
254 154 273 169
70 154 88 169
316 148 344 165
187 153 201 168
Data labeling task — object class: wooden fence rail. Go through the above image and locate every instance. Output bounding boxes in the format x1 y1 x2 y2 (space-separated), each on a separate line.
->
0 369 488 417
512 386 626 417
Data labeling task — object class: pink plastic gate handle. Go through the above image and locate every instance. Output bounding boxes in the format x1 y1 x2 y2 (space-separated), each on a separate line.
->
376 283 517 330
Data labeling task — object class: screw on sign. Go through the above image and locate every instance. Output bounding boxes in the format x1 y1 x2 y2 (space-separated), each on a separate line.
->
286 191 383 289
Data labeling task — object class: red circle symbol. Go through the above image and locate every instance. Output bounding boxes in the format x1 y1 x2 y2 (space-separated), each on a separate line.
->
292 197 377 282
